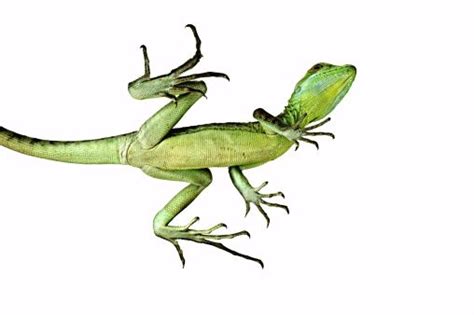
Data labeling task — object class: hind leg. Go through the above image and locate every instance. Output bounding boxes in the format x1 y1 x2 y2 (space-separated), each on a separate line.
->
142 166 263 268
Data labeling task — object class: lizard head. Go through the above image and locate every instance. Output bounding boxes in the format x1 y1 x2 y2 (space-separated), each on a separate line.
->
280 63 356 127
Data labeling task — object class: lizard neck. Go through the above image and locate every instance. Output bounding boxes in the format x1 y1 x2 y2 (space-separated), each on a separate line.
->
277 98 300 127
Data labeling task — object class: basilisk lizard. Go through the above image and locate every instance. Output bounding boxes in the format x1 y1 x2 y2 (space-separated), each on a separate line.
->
0 25 356 267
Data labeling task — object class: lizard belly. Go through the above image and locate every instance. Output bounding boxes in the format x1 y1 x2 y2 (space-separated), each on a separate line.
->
147 129 292 170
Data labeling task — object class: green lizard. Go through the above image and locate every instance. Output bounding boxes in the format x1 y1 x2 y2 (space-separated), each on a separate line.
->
0 25 356 267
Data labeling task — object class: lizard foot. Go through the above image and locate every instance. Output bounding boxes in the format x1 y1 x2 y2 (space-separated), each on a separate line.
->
241 181 289 227
128 24 229 102
154 217 263 268
293 116 335 151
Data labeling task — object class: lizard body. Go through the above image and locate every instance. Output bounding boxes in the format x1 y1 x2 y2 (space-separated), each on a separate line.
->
0 25 356 267
127 122 292 170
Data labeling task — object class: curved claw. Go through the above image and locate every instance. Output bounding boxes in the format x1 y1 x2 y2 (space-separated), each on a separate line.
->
175 72 230 84
261 200 290 214
184 216 200 229
261 191 285 199
255 181 268 192
199 230 251 240
173 83 207 98
167 216 200 231
188 238 264 268
294 140 300 151
305 131 335 139
304 117 331 131
168 24 203 75
245 202 251 217
200 222 227 234
136 44 151 79
300 137 319 150
169 239 186 268
256 204 271 227
185 24 202 57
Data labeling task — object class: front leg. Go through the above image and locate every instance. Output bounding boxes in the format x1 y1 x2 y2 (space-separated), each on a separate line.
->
229 166 289 227
254 108 335 151
143 166 263 268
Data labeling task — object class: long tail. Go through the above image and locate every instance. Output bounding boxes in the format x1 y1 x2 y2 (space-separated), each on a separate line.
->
0 126 134 165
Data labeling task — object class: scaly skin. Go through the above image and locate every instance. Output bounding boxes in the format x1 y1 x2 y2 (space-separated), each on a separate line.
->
127 122 293 170
0 25 356 268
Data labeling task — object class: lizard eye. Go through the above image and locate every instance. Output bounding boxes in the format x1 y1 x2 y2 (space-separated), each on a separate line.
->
309 63 332 73
311 63 325 71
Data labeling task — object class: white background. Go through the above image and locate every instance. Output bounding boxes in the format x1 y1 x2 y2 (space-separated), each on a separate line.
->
0 1 473 314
